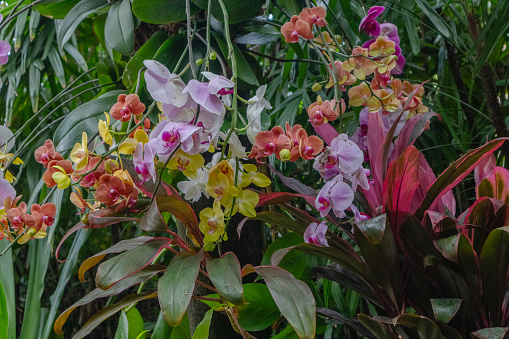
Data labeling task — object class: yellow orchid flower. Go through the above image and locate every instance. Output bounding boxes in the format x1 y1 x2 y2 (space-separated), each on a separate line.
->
4 170 15 183
70 132 89 171
208 160 235 185
241 164 271 188
224 189 259 218
51 165 71 189
207 172 239 203
134 129 149 144
98 113 113 145
118 138 138 154
199 199 226 244
167 149 205 178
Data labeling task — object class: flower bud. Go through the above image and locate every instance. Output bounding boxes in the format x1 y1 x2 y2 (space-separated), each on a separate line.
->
335 35 343 45
81 213 90 225
27 228 37 237
279 149 291 162
210 51 217 60
104 159 119 174
196 59 203 65
312 83 322 92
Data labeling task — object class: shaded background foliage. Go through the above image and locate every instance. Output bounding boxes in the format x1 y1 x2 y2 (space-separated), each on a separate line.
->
0 0 507 338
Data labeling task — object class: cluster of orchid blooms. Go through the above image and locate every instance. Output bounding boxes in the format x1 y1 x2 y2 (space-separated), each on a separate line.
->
0 5 431 251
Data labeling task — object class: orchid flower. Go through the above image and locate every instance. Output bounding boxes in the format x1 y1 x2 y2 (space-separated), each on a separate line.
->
0 16 11 65
304 222 329 247
0 171 16 211
150 120 201 160
177 168 209 202
359 6 385 36
330 134 365 175
246 85 272 144
281 15 313 43
133 141 157 183
144 60 188 107
219 131 247 159
183 72 234 114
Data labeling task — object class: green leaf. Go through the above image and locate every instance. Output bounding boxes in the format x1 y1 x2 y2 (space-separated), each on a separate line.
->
72 292 157 339
430 299 462 325
53 90 127 154
414 0 452 41
55 266 163 335
255 266 316 339
114 308 145 339
0 242 16 339
122 30 167 90
132 0 200 24
34 0 80 19
401 0 420 56
206 253 244 305
193 0 264 24
479 226 509 325
213 32 259 86
64 43 88 71
158 250 204 326
261 232 307 280
28 63 41 112
105 0 135 56
96 238 170 290
151 311 172 339
237 284 280 331
394 313 443 339
470 327 508 339
56 0 110 49
191 309 213 339
0 279 8 339
358 314 398 339
47 48 66 87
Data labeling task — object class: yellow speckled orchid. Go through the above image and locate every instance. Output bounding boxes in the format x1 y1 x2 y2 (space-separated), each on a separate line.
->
167 149 205 178
199 199 226 244
241 164 271 188
369 36 396 57
224 189 259 218
70 132 89 171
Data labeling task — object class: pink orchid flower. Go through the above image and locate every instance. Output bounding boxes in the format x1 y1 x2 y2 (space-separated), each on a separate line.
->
133 141 157 183
150 120 201 160
304 222 329 247
144 60 188 107
359 6 385 36
183 72 234 114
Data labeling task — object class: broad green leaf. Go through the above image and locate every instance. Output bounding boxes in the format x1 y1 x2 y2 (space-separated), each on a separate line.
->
416 139 506 219
430 299 462 325
132 0 200 24
358 314 398 339
213 32 259 86
0 279 8 339
140 195 202 245
96 238 170 290
29 9 41 41
401 0 420 56
394 313 443 339
72 292 157 339
414 0 452 41
151 311 172 339
354 214 402 313
122 30 167 90
158 250 204 326
261 232 307 280
114 308 145 339
237 283 280 331
34 0 80 19
79 236 154 282
479 226 509 325
256 266 316 339
193 0 264 24
105 0 135 56
470 327 508 339
54 266 163 335
206 253 244 305
191 309 213 339
56 0 110 49
14 9 28 51
53 90 127 154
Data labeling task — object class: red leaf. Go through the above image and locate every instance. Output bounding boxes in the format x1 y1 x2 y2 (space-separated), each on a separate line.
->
383 146 421 231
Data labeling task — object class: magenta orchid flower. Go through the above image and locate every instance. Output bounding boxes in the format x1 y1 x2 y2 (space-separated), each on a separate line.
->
144 60 188 107
380 23 400 45
133 141 157 183
304 222 329 247
315 176 355 218
0 171 16 210
313 147 340 180
183 72 234 114
150 120 201 160
180 108 223 155
359 6 385 36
